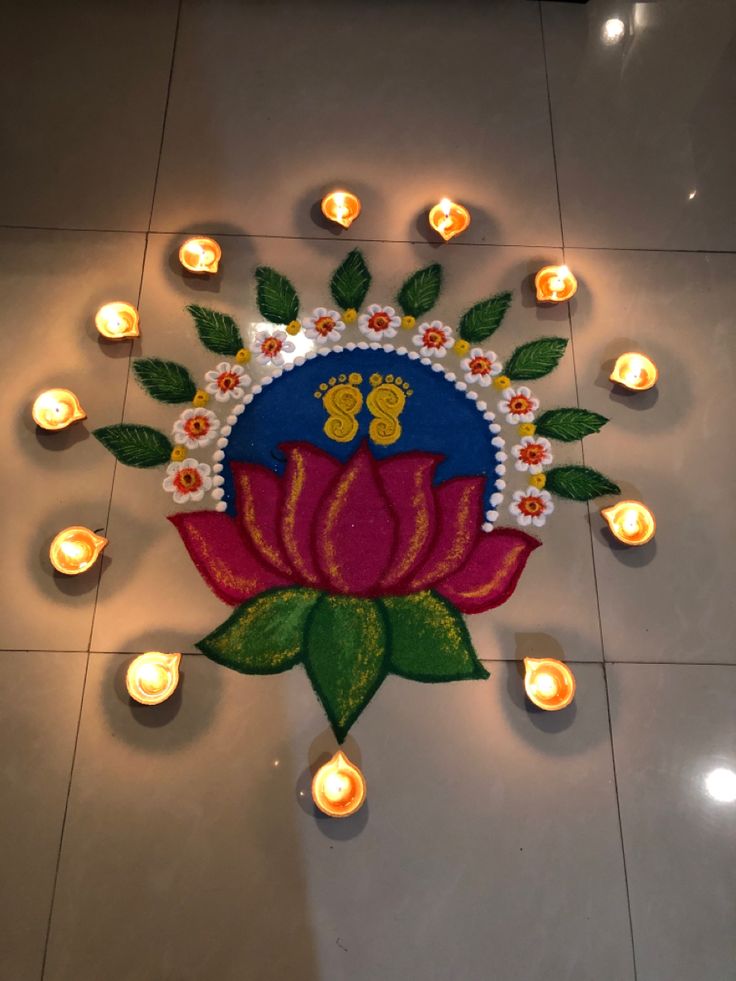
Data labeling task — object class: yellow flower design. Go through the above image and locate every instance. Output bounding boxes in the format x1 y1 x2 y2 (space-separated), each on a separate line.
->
235 348 251 365
343 308 358 324
401 315 416 331
170 445 187 462
286 320 301 336
529 473 547 489
493 375 511 390
192 389 210 407
518 422 536 437
453 339 470 357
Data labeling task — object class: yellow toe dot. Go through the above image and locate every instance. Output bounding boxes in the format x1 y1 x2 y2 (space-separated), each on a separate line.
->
401 315 416 331
286 320 301 336
192 389 210 406
518 422 536 437
235 348 251 365
348 372 362 385
494 375 511 390
529 473 547 489
453 339 470 357
171 445 187 462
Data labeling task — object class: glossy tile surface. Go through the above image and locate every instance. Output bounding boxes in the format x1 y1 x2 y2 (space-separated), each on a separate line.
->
610 664 736 981
91 235 603 661
544 0 736 250
45 657 633 981
569 249 736 663
5 1 736 977
151 0 561 246
2 229 145 651
0 651 86 981
1 2 178 231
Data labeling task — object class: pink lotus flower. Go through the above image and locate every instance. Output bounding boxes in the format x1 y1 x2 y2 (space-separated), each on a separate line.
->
170 442 539 613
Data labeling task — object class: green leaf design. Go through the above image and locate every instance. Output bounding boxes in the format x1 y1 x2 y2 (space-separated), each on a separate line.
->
397 264 442 318
330 249 371 311
458 291 513 343
381 592 489 682
535 408 609 442
197 587 321 674
505 337 568 380
132 358 197 404
304 594 387 742
186 305 243 356
255 266 299 325
546 465 621 501
93 424 172 468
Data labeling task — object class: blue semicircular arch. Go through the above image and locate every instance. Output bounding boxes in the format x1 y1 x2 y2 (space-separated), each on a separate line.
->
221 349 500 514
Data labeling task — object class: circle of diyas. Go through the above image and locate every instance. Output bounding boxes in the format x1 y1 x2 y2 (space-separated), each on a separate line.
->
208 341 507 532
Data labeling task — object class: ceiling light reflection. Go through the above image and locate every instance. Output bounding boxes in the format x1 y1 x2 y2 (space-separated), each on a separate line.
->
704 767 736 803
603 17 626 44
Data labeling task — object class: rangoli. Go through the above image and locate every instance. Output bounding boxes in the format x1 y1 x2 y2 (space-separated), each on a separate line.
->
94 251 618 740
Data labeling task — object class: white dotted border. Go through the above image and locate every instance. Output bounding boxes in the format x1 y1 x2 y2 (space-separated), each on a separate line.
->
209 341 506 532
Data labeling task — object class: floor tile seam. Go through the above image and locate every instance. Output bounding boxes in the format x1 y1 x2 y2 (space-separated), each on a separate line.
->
77 653 736 667
0 224 147 234
83 234 149 654
3 222 736 257
85 0 183 657
5 650 734 666
40 8 185 974
0 224 564 250
565 294 609 670
144 0 184 237
537 1 566 249
538 1 607 675
38 651 90 981
539 13 634 974
602 660 640 981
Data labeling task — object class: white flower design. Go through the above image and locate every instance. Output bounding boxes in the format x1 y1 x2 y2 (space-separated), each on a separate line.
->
162 458 212 504
250 329 295 366
509 487 554 528
498 386 539 423
302 307 345 343
412 320 454 358
460 347 503 386
172 408 220 449
357 304 401 342
204 362 249 402
512 435 553 474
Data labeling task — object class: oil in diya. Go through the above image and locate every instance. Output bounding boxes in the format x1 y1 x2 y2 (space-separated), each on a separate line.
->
126 652 181 705
428 197 471 241
610 352 658 391
178 237 222 274
311 750 366 818
534 264 578 303
49 526 108 575
32 389 86 430
321 190 361 229
601 500 656 545
95 301 140 340
523 657 576 711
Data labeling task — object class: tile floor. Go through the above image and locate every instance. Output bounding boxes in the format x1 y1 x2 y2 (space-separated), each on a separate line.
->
2 1 735 979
